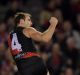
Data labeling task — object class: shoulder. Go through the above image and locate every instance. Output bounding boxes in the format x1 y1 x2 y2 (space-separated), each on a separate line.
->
23 27 37 38
26 27 37 31
23 27 37 34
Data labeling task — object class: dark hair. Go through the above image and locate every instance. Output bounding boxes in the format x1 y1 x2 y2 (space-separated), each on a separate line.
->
14 12 31 26
14 13 25 26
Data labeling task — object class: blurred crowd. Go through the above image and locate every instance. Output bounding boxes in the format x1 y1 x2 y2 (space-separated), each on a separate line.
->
0 0 80 75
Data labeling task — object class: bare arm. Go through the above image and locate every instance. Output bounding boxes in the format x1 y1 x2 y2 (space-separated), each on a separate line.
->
23 17 58 42
42 17 58 42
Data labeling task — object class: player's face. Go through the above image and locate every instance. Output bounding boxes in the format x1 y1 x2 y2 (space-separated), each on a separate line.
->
24 16 32 27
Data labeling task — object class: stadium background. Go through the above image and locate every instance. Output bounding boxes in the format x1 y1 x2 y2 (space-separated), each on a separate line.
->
0 0 80 75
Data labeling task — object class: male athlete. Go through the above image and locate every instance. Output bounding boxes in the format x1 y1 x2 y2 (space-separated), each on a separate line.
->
8 12 58 75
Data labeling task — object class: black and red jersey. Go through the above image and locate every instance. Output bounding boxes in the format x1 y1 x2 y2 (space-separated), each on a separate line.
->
8 27 37 56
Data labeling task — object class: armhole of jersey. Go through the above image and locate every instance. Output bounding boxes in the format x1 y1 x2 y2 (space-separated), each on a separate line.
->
22 28 31 38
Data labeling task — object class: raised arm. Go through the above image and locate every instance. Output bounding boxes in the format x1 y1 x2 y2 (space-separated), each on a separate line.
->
23 17 58 43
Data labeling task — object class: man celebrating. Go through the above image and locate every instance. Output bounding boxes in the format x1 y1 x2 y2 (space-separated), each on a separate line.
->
8 12 58 75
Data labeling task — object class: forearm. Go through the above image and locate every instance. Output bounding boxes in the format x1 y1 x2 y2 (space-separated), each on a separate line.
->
41 17 58 42
27 17 58 42
42 24 56 42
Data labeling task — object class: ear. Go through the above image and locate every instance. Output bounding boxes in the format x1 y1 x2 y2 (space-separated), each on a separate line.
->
20 19 24 24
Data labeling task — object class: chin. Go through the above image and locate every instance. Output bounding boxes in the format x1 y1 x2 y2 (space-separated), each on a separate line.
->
30 24 32 27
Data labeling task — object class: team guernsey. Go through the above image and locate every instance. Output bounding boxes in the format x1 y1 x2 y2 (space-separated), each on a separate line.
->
8 27 38 60
8 27 47 75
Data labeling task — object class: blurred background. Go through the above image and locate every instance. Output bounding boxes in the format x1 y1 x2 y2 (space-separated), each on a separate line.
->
0 0 80 75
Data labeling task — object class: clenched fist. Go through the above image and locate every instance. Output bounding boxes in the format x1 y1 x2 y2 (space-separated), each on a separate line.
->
49 17 58 26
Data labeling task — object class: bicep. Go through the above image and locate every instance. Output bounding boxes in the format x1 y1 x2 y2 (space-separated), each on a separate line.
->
29 30 43 42
23 27 43 42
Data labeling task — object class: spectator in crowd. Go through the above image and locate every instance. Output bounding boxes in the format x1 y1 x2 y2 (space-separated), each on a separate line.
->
63 20 73 37
53 30 66 53
53 9 63 26
52 9 64 31
63 20 80 49
39 0 56 31
65 37 79 69
47 43 64 75
40 40 53 53
0 21 8 43
74 13 80 32
5 0 23 21
55 0 63 8
69 0 80 18
59 71 64 75
0 38 18 75
75 64 80 75
64 67 74 75
6 17 14 32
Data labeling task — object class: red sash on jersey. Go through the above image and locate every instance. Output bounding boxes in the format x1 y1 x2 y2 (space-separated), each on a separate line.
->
21 52 40 59
8 35 40 59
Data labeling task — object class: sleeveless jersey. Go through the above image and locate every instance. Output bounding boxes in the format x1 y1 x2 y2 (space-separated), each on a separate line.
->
8 27 37 56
